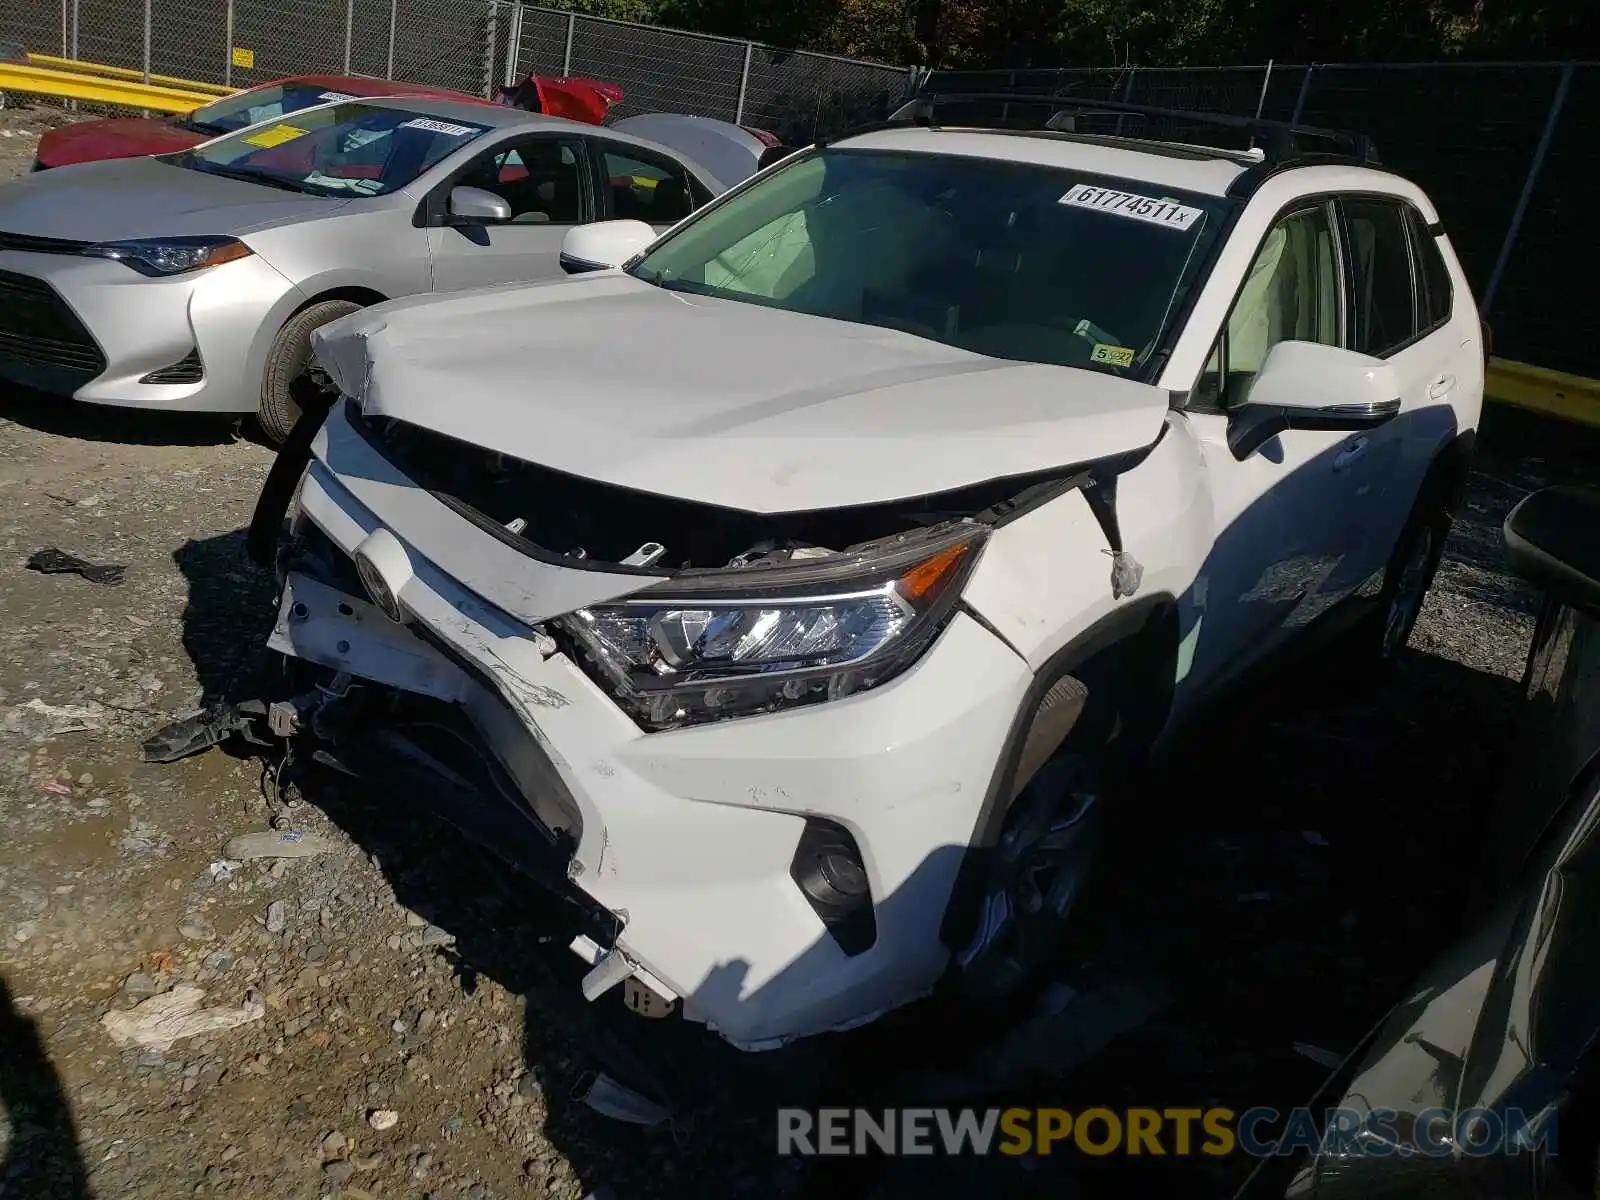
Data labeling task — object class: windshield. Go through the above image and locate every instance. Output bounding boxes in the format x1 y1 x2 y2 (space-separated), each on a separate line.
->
627 148 1232 378
175 102 489 197
185 82 375 135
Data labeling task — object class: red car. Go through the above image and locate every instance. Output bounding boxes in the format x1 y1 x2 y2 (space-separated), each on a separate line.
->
33 72 622 170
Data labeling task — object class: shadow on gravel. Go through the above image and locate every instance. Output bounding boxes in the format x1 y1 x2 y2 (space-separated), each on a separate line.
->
0 972 89 1199
172 530 280 705
0 383 240 448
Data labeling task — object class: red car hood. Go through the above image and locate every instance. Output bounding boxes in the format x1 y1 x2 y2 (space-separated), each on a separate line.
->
36 116 202 168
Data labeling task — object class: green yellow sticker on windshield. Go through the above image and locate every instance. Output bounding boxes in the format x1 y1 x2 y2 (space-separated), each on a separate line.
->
241 123 308 149
1091 343 1137 368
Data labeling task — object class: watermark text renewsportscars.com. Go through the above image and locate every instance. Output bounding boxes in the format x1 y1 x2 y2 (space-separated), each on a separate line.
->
777 1106 1558 1158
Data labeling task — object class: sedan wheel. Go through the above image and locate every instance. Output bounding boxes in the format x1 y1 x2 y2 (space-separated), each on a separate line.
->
257 298 363 446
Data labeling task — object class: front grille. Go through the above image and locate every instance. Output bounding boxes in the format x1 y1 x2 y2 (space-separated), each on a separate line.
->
0 230 90 254
140 348 203 384
0 268 107 378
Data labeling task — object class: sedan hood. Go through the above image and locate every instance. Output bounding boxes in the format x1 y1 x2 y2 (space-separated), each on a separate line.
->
313 274 1173 513
0 156 349 241
34 116 202 168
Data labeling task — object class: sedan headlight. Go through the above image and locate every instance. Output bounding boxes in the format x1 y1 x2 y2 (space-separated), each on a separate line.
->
83 236 253 277
558 526 985 731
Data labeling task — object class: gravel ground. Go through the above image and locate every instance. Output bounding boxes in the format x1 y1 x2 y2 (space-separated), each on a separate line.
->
0 110 1596 1200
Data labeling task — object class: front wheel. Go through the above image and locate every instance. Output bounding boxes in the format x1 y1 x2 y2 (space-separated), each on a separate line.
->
953 751 1106 1005
257 299 362 446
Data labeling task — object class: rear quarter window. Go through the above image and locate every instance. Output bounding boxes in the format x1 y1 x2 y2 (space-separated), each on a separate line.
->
1406 207 1454 332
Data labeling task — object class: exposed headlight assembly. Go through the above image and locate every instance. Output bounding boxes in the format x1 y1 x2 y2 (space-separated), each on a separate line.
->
558 525 985 731
83 236 253 277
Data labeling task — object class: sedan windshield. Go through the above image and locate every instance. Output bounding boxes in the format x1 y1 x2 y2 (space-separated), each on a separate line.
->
174 103 489 197
628 147 1232 378
183 81 375 136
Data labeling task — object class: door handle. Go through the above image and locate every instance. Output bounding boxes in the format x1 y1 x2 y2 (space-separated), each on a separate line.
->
1333 437 1369 472
1427 374 1457 400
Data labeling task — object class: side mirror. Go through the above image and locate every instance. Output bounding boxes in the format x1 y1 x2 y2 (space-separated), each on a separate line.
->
1504 486 1600 615
445 185 511 225
559 219 656 274
1227 340 1402 461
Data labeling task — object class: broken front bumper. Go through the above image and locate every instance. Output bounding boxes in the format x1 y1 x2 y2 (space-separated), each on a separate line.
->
269 405 1034 1048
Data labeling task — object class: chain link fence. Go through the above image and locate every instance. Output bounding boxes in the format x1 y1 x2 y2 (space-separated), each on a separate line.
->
924 62 1598 380
1 0 917 139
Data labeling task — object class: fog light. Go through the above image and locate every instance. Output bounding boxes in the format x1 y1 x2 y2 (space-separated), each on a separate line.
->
352 527 412 623
790 818 876 956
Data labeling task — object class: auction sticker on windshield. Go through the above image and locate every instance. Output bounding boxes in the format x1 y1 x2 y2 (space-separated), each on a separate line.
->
398 118 482 137
242 124 308 149
1059 184 1203 231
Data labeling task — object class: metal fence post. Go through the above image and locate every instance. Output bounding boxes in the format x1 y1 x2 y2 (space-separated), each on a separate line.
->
503 2 522 87
482 1 497 97
734 40 753 124
1254 58 1273 118
386 0 397 81
59 0 67 57
343 0 353 75
223 0 232 84
142 0 151 83
1483 62 1573 319
562 11 575 76
1290 63 1315 124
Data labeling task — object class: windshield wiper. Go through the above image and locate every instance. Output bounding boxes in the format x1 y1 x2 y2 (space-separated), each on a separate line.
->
185 160 320 195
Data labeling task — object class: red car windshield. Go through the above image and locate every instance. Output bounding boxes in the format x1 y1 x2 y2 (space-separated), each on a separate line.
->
185 82 386 136
175 102 490 196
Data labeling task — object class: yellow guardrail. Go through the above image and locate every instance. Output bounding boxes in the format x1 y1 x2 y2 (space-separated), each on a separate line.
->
26 53 235 96
0 60 222 112
1487 358 1600 429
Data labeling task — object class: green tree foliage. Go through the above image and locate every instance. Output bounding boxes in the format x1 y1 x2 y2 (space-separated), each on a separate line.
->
567 0 1597 66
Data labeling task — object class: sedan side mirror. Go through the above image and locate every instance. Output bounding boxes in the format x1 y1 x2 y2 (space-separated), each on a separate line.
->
1227 340 1402 460
446 185 512 225
559 219 657 274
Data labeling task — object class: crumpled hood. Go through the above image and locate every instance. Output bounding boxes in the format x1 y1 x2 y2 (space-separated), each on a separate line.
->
34 116 202 168
313 273 1173 513
0 156 349 241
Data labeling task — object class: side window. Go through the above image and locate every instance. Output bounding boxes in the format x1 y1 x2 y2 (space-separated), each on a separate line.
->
456 137 585 224
601 147 695 224
1205 201 1343 409
1405 206 1454 331
1342 197 1421 356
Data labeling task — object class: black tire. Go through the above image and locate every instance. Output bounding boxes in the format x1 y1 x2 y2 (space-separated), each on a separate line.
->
1338 481 1454 681
257 299 363 446
951 750 1107 1007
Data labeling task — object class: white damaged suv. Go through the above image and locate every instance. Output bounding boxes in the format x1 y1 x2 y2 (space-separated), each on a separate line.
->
249 95 1484 1050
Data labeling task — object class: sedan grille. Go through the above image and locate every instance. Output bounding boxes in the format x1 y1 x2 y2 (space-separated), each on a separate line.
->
0 230 91 254
0 268 107 378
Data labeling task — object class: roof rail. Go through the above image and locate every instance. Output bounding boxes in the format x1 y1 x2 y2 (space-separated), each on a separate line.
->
871 91 1380 168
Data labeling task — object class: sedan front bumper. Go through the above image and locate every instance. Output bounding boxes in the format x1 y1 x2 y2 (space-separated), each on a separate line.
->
266 403 1035 1048
0 248 299 413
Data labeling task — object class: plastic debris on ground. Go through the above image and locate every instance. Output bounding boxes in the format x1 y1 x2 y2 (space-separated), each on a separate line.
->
223 829 341 860
579 1072 673 1126
2 698 108 737
140 700 272 763
26 546 127 586
101 984 265 1052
